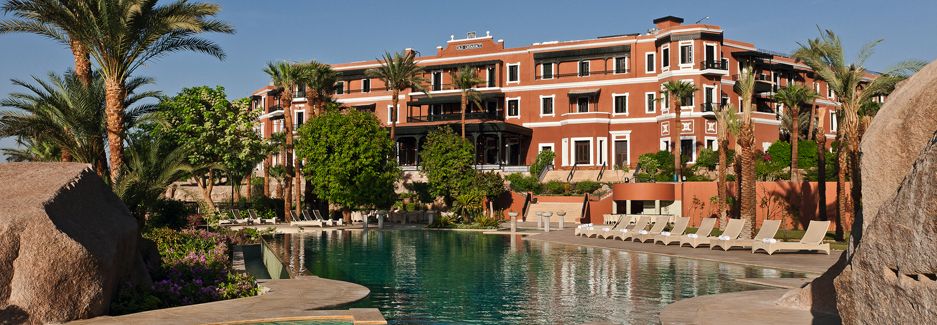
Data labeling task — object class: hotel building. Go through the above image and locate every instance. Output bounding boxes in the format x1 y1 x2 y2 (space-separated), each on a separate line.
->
251 16 858 173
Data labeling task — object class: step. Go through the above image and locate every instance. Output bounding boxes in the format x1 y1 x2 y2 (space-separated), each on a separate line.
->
527 202 583 223
541 170 633 183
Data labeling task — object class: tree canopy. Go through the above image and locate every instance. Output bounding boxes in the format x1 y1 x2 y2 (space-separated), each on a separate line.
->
420 126 475 201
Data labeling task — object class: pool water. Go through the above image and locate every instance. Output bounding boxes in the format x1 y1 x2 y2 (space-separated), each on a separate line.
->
266 230 805 324
242 319 352 325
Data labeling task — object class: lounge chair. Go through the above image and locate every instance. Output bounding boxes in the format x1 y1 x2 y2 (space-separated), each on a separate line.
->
654 217 690 245
599 215 634 239
711 219 781 251
615 216 651 241
249 209 277 225
752 220 831 255
633 216 672 243
231 209 252 225
291 209 324 227
314 210 345 226
678 218 719 248
217 209 237 225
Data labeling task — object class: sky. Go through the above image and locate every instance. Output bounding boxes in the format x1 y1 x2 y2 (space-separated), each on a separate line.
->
0 0 935 160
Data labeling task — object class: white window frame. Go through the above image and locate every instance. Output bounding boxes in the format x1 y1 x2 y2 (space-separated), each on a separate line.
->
361 78 371 93
830 110 838 132
570 137 595 166
539 94 555 117
561 138 569 166
335 81 345 95
702 85 716 110
612 93 629 116
681 136 698 163
660 138 671 152
828 85 835 101
645 52 656 74
431 70 443 91
609 131 632 167
386 104 399 124
703 43 718 64
540 62 554 80
506 97 520 119
645 92 657 114
507 62 520 84
613 56 628 74
678 41 694 67
578 60 590 77
596 137 608 167
679 79 696 111
485 66 496 88
661 45 670 70
538 143 556 165
704 136 718 151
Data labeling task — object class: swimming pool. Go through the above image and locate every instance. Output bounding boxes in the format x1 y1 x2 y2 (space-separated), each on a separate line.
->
264 230 804 324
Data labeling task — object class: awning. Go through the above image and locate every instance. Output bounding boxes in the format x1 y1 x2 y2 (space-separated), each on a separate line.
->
533 45 631 60
731 51 773 59
567 88 601 97
407 93 504 106
336 68 369 80
422 60 501 71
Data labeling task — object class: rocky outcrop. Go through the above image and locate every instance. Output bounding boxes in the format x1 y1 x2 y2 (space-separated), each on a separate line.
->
778 60 937 320
0 163 151 324
834 132 937 323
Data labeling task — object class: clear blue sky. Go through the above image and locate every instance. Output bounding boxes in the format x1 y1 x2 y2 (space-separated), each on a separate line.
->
1 0 935 159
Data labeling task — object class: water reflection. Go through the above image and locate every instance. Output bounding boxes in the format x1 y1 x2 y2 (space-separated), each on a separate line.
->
264 230 805 324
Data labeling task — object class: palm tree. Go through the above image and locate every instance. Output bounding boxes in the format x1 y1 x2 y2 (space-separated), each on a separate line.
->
1 136 60 162
734 67 758 239
792 29 923 241
65 0 234 183
114 134 192 226
0 70 157 178
815 106 828 222
263 131 286 198
659 80 700 182
773 84 819 182
304 60 338 116
365 50 431 142
449 66 485 139
263 61 309 222
1 0 93 85
715 104 740 229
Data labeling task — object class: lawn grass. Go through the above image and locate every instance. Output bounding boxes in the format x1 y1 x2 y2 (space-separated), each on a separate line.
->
682 227 851 249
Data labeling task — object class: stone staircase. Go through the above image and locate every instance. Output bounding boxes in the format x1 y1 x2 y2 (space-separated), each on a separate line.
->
541 169 633 183
526 201 584 223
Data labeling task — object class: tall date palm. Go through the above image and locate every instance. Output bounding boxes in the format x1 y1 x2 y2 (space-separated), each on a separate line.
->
773 83 819 182
734 67 757 239
659 80 700 182
263 61 309 222
449 65 484 139
714 104 739 229
0 0 93 86
366 50 431 142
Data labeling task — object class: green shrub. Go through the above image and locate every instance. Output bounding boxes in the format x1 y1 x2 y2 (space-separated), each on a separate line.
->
506 173 542 193
473 215 501 228
543 180 565 194
529 150 556 176
405 181 435 204
574 180 601 194
146 199 194 230
696 148 718 170
726 174 736 182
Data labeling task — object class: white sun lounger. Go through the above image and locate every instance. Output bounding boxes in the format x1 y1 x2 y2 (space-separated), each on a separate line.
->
752 220 831 255
654 217 691 245
711 219 781 251
291 209 324 227
615 216 651 241
249 209 278 224
633 216 672 243
599 215 635 239
679 218 719 248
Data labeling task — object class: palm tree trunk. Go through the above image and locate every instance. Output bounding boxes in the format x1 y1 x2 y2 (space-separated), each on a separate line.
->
717 138 728 229
263 154 271 197
673 100 682 182
70 40 92 86
807 83 817 141
816 108 827 222
791 105 800 182
461 93 468 139
294 159 302 216
834 136 847 241
390 89 398 162
104 79 127 183
281 91 294 222
739 122 757 239
843 107 860 242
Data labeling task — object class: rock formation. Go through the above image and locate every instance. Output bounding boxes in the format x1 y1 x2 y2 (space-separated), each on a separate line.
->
778 59 937 322
0 163 151 324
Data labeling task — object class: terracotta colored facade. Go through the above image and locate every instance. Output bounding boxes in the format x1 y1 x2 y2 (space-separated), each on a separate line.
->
251 16 863 173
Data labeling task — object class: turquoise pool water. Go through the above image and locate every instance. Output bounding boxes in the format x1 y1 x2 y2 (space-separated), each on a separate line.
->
266 230 805 324
243 320 352 325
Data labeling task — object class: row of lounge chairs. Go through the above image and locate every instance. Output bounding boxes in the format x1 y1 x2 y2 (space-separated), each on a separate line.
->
575 215 831 255
218 209 277 225
289 210 345 228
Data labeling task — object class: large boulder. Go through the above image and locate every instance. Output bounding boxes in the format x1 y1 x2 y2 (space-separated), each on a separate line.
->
0 163 151 324
778 60 937 318
834 132 937 323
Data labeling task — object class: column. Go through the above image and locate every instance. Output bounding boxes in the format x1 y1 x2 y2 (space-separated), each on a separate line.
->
414 135 423 166
497 132 503 166
655 200 661 215
626 200 632 214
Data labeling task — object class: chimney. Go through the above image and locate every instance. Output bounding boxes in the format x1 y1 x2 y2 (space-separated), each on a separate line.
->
653 16 684 29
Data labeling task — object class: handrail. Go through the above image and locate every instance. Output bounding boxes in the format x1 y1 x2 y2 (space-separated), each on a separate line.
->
597 161 607 181
581 193 589 223
567 163 578 182
537 164 553 182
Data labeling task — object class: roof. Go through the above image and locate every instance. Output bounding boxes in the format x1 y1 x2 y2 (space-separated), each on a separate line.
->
653 16 684 24
533 45 631 60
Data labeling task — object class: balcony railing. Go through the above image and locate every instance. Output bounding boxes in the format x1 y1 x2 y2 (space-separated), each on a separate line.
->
346 87 389 94
292 90 305 98
535 69 630 80
700 59 728 70
700 102 724 112
406 111 500 123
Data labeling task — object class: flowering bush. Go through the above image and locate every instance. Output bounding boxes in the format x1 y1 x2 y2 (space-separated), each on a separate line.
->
109 228 273 315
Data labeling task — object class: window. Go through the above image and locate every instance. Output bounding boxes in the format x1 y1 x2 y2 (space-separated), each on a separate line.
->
507 99 519 117
662 47 670 68
294 85 305 98
614 94 628 114
615 140 628 167
487 67 496 87
660 139 670 151
574 141 590 165
645 53 655 73
507 63 519 83
430 104 442 116
541 96 554 116
681 93 694 107
432 72 442 91
579 61 590 77
362 79 371 93
542 63 553 79
615 57 628 74
646 93 656 113
335 81 345 95
706 138 716 150
577 97 589 113
704 44 716 64
664 93 670 110
680 44 693 65
828 86 834 100
681 139 695 162
831 110 838 132
387 105 398 123
296 111 304 127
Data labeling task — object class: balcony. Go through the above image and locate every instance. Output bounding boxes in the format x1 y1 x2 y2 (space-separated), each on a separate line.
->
700 102 725 112
406 111 500 123
700 59 729 75
534 69 630 80
292 90 305 98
